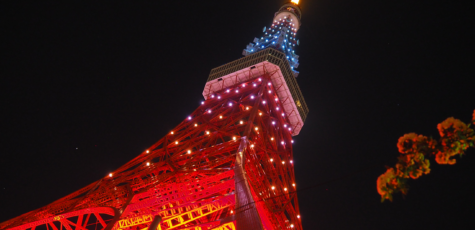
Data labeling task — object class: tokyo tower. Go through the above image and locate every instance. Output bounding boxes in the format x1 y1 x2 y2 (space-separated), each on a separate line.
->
1 1 308 230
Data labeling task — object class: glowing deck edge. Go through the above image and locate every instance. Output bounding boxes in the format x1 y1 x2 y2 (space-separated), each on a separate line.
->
204 48 308 135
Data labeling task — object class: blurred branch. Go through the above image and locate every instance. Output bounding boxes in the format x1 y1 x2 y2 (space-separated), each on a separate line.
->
377 109 475 202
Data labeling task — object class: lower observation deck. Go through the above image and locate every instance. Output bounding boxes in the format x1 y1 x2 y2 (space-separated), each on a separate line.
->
204 48 308 135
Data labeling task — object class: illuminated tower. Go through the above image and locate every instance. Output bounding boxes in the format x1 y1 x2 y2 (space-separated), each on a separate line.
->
0 1 308 230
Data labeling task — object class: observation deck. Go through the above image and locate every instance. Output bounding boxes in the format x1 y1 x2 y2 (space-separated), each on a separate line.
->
203 48 308 135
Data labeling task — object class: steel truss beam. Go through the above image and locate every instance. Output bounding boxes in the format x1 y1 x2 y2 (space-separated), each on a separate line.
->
2 74 302 230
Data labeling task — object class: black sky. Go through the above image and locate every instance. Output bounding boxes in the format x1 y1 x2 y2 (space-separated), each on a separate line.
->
1 0 474 229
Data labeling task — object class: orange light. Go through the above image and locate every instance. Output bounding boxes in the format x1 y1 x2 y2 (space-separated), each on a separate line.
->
175 141 178 144
271 186 275 190
291 0 299 5
109 173 113 177
170 131 174 134
297 215 300 219
146 150 149 153
146 162 150 166
220 115 223 119
188 150 191 154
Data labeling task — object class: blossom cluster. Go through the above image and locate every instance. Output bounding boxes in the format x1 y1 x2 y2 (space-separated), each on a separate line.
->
377 168 398 201
377 110 475 202
397 133 438 156
436 117 474 164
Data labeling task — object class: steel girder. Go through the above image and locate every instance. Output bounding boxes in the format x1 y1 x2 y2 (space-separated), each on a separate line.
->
1 73 302 230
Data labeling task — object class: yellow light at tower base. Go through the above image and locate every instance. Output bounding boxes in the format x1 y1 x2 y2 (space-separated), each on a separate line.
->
291 0 299 5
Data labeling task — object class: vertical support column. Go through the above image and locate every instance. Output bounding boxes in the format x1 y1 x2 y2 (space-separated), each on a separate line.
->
103 184 134 230
233 76 269 230
234 137 263 230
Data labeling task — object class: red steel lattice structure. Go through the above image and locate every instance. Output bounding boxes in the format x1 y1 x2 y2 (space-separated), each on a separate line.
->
1 2 308 230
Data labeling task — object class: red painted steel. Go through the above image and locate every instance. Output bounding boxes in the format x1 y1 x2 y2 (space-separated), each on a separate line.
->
1 74 302 230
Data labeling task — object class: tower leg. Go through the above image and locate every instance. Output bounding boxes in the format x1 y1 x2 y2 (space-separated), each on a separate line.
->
234 137 264 230
233 77 269 230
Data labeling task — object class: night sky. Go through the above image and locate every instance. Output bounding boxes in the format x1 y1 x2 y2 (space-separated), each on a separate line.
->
1 0 474 229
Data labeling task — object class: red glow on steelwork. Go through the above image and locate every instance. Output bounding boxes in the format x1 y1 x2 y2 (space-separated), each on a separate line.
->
2 67 304 230
2 2 306 229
